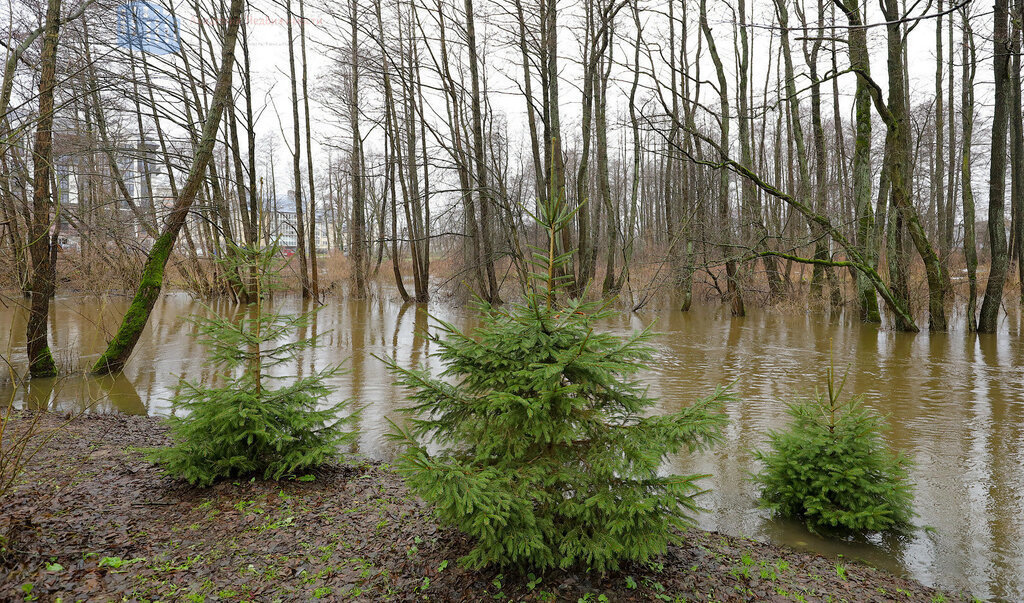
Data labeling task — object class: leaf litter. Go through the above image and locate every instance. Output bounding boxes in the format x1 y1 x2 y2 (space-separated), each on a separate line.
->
0 413 965 602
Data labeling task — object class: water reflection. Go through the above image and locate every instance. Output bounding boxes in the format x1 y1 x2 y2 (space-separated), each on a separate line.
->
83 373 147 414
1 292 1023 599
24 377 56 411
15 372 145 414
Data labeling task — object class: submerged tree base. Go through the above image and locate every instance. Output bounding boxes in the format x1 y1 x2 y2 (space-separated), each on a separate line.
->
0 413 966 602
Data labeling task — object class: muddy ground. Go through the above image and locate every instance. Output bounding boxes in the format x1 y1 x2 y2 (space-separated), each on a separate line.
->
0 413 969 602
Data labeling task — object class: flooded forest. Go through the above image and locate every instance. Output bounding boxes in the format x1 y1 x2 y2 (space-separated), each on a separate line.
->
3 0 1024 599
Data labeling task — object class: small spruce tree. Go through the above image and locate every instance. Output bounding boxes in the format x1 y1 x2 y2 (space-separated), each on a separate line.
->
385 197 731 572
147 239 359 487
753 363 915 533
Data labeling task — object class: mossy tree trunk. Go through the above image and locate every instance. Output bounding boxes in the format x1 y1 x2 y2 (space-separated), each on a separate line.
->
91 0 247 375
25 0 62 378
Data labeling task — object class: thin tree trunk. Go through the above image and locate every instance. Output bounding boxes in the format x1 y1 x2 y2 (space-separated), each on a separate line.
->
934 0 947 268
300 0 319 299
701 0 743 316
835 0 881 322
775 0 813 305
962 13 979 330
597 41 617 294
349 0 368 297
287 0 310 298
464 0 501 303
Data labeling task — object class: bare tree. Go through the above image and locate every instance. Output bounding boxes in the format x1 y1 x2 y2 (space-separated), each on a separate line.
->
25 0 63 378
91 0 248 375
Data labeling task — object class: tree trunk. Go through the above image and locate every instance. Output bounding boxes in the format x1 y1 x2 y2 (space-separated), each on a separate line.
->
25 0 62 378
349 0 368 297
300 0 320 299
286 0 310 298
775 0 814 306
934 0 947 269
91 0 246 375
962 13 979 330
979 0 1011 332
1012 0 1024 306
701 0 743 316
464 0 501 303
835 0 881 322
880 0 946 330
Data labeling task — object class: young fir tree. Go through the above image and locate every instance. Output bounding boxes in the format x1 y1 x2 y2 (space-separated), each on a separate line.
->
753 363 915 533
147 239 359 487
385 198 731 572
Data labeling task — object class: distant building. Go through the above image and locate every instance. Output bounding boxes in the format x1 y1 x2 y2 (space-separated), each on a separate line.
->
47 138 340 257
266 190 330 253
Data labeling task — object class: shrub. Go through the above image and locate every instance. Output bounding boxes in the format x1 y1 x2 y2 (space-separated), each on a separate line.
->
1 389 69 500
146 240 359 487
385 197 730 572
752 365 915 533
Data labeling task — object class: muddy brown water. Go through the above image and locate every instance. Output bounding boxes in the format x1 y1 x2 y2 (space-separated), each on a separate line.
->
2 291 1023 600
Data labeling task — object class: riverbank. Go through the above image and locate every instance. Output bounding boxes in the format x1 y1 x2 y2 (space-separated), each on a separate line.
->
1 413 968 602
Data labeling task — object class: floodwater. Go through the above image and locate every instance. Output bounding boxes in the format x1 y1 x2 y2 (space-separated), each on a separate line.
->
2 291 1023 600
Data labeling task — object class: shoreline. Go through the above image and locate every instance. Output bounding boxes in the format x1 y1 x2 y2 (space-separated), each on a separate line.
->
1 413 969 602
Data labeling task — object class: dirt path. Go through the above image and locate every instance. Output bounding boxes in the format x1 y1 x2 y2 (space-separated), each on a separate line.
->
0 413 967 602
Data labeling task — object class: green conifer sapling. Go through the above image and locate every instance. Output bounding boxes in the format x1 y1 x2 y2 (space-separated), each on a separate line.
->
753 361 915 533
385 196 731 572
147 239 359 487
